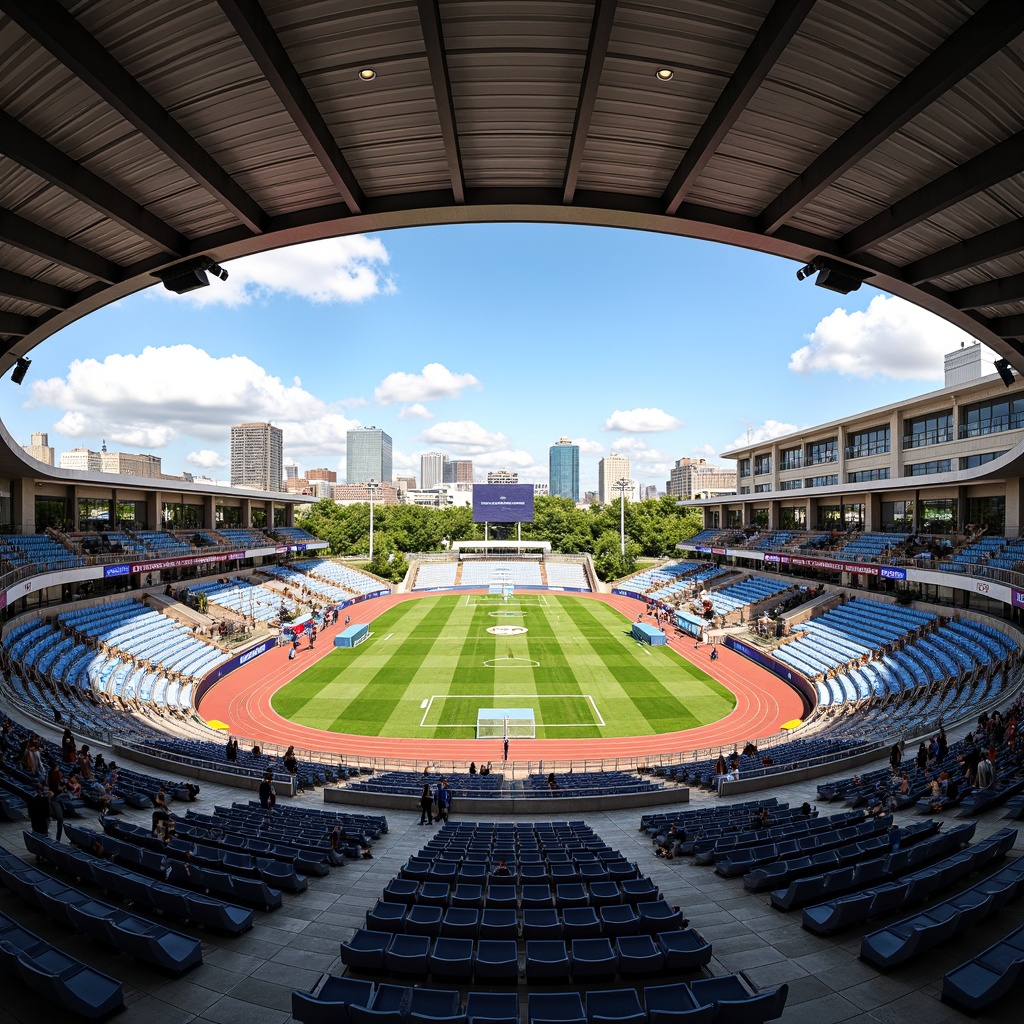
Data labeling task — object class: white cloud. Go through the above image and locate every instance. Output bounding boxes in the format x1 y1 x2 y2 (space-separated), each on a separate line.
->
416 420 510 455
690 443 718 460
187 449 228 469
609 437 672 479
730 420 801 449
604 407 682 432
155 236 396 307
574 437 605 455
375 363 482 405
30 343 362 459
398 403 433 420
789 294 984 380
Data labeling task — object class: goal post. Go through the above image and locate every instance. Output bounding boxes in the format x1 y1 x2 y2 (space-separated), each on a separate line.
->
476 707 536 739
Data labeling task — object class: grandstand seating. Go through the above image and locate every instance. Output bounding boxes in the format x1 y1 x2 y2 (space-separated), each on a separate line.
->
705 576 792 618
833 532 908 562
135 530 194 556
414 562 459 590
217 527 273 548
274 527 318 544
460 562 543 587
0 534 85 574
186 577 297 622
299 558 389 596
544 562 589 589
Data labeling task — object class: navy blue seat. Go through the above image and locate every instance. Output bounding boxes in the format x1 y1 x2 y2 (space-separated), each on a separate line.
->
467 991 518 1024
451 884 485 908
479 908 518 939
528 991 586 1024
419 882 451 907
523 909 563 939
615 934 665 975
486 884 518 909
571 937 617 979
656 929 712 970
522 884 554 909
620 878 658 904
475 939 519 981
384 934 431 975
367 900 407 932
341 929 392 971
562 907 602 939
526 939 572 982
291 975 375 1024
405 905 444 935
555 883 589 908
942 924 1024 1012
588 881 621 907
440 908 479 938
585 988 645 1024
383 879 419 905
690 975 789 1024
600 904 639 936
637 900 683 933
428 937 474 980
643 982 714 1024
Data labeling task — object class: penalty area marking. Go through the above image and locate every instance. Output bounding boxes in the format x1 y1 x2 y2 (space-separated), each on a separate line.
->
483 656 540 668
419 693 604 728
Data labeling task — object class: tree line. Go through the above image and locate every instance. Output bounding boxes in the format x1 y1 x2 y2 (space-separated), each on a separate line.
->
297 495 704 582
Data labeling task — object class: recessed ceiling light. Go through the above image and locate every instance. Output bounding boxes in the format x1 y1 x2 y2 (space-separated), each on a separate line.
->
656 68 674 81
358 68 376 81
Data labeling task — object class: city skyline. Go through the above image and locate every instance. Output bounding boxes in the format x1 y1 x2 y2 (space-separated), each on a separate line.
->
5 223 988 495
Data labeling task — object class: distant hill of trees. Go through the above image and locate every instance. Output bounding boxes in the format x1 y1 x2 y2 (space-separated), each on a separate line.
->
297 495 703 581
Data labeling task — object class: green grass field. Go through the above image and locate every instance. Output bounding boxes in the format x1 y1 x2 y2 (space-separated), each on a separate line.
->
270 594 735 739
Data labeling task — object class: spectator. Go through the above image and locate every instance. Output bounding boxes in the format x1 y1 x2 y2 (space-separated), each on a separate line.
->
547 772 558 790
468 761 477 775
258 772 277 813
283 746 298 774
418 784 434 825
28 784 50 835
225 737 238 762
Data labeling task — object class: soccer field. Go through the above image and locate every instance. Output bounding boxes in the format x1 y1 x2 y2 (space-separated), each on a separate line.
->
270 594 735 739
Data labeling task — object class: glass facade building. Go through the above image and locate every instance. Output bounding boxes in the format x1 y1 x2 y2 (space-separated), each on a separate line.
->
548 437 579 501
346 427 393 485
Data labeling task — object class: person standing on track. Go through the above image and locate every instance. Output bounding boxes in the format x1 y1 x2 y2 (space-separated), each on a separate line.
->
503 736 509 762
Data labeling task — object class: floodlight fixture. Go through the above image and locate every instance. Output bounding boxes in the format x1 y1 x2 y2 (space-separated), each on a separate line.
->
151 256 230 295
795 255 872 295
994 358 1015 388
10 356 31 385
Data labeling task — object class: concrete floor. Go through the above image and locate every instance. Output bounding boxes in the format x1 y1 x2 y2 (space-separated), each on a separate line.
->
0 747 1021 1024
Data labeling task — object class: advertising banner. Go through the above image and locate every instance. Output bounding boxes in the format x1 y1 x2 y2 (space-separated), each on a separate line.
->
126 551 246 574
1013 588 1024 610
472 483 535 523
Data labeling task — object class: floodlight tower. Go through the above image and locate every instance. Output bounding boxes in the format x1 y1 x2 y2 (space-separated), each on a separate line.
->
616 478 632 557
367 479 380 559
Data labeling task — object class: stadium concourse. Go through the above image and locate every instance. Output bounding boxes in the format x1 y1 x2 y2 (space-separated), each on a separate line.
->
197 590 804 762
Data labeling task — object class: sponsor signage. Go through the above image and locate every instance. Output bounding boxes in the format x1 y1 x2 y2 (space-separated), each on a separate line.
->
104 564 131 578
0 590 6 611
472 483 535 523
879 566 908 580
128 551 246 574
1012 588 1024 609
767 553 895 576
711 547 727 556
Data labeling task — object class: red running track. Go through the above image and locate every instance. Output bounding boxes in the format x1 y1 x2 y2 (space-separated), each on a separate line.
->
198 591 805 761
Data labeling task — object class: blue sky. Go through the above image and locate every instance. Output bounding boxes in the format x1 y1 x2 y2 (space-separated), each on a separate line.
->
10 223 982 494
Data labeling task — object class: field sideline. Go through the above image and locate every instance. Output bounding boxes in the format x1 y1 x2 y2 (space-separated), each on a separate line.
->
269 593 735 739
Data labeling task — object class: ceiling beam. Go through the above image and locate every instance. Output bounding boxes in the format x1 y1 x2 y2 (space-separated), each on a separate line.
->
759 0 1024 234
662 0 816 216
215 0 365 216
0 109 189 255
563 0 618 205
0 311 36 336
989 314 1024 338
952 272 1024 312
0 268 75 310
903 218 1024 284
0 208 121 282
841 130 1024 255
416 0 465 204
0 0 268 234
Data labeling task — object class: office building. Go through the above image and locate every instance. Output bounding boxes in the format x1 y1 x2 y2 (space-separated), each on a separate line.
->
534 483 549 496
598 453 632 504
420 451 447 490
331 482 399 505
307 468 337 483
666 457 737 499
230 422 284 492
346 426 392 485
59 447 103 472
548 437 580 501
487 469 519 485
443 459 474 483
100 450 162 478
23 432 55 466
285 464 299 480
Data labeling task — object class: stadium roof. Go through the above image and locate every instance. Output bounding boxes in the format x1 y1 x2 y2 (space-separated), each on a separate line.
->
1 0 1022 378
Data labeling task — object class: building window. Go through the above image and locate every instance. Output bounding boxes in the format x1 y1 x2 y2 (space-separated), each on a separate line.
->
881 500 914 531
752 508 769 528
847 468 890 483
779 479 803 490
843 503 865 530
738 458 751 478
845 425 890 459
739 486 751 494
727 509 743 528
920 497 957 534
806 439 838 466
34 496 69 533
753 454 771 475
162 501 204 529
780 447 803 471
816 505 842 530
216 505 242 527
706 510 720 529
806 474 839 488
754 483 772 493
960 450 1008 470
959 396 1024 439
967 496 1005 533
780 507 806 529
907 459 952 476
903 411 953 449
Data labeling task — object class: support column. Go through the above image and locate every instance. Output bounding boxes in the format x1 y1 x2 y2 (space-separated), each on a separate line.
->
11 479 35 534
240 498 252 528
866 491 881 532
204 494 216 531
148 490 161 531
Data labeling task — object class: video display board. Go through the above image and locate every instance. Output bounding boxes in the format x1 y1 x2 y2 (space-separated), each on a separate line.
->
473 483 535 523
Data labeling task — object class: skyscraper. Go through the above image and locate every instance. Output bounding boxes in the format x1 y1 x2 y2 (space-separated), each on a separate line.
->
487 469 519 484
598 453 632 504
420 451 447 490
230 422 284 491
443 459 474 483
23 432 55 466
346 426 393 484
548 437 579 501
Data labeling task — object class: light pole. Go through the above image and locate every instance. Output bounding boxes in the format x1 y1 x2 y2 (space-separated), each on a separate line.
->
367 479 379 560
616 477 631 557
